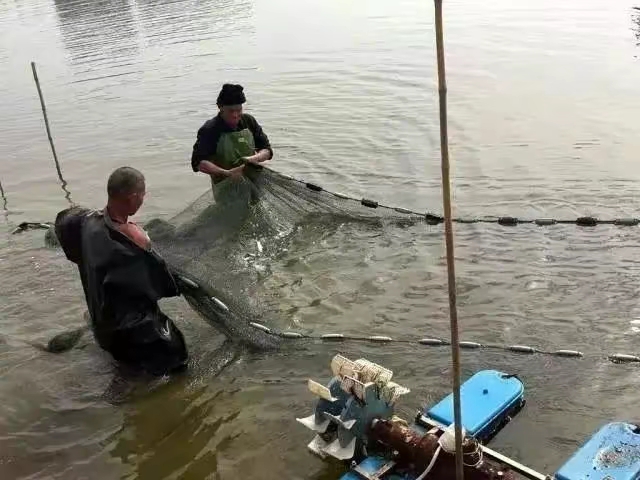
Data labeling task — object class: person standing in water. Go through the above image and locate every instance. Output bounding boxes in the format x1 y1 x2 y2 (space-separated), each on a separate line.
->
190 83 273 193
54 166 190 376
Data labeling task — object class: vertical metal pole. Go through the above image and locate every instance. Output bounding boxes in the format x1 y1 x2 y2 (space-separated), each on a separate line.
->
433 1 464 479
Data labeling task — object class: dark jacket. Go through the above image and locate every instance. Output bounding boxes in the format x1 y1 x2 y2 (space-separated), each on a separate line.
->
55 206 187 375
190 113 273 172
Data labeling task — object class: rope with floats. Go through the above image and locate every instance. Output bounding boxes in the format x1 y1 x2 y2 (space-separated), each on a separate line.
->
281 173 640 228
12 173 640 235
246 321 640 365
35 311 640 366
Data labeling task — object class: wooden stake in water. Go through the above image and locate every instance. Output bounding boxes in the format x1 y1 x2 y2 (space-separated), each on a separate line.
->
433 1 464 479
30 61 72 204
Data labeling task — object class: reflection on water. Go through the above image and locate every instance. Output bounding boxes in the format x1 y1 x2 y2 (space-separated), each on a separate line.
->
60 176 73 204
130 0 255 48
110 383 235 478
53 0 140 73
0 178 8 221
102 339 241 478
632 6 640 46
52 0 255 82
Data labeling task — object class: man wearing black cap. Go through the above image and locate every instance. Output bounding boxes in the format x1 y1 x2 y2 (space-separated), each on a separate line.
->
190 84 273 193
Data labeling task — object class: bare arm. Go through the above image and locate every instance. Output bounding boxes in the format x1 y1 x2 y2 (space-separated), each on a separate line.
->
244 115 273 164
198 160 228 176
198 159 244 178
243 149 272 164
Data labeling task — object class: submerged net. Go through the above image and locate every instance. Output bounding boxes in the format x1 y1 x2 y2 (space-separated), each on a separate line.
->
145 164 425 347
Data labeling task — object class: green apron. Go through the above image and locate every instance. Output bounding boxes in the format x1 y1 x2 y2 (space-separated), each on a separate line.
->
211 128 257 203
215 128 256 171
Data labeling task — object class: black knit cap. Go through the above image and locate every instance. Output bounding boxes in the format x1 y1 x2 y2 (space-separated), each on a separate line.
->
216 83 246 106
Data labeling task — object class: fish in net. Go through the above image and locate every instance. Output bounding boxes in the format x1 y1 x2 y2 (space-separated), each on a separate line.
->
143 163 425 350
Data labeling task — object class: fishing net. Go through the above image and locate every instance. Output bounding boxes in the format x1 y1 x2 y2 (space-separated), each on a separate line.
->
145 163 425 346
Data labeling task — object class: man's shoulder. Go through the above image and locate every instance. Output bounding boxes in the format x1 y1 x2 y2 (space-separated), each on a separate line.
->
240 113 263 133
241 113 258 125
83 213 140 265
198 115 223 134
55 206 100 226
54 206 103 264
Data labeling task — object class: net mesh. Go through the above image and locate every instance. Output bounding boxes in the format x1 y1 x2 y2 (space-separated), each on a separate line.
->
145 164 423 347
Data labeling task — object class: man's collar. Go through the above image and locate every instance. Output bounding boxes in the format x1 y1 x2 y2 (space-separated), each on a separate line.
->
215 113 243 131
103 207 120 231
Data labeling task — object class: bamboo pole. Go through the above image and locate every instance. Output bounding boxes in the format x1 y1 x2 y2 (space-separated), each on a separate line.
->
433 1 464 480
30 61 72 204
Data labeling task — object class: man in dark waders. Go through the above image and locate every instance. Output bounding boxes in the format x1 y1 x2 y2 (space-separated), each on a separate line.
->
55 167 189 376
190 83 273 201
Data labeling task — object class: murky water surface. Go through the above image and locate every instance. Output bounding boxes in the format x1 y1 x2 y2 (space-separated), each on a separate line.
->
2 0 640 478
